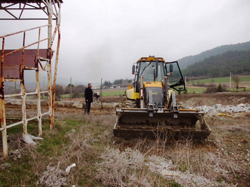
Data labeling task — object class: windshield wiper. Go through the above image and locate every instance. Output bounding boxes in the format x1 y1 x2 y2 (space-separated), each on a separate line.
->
140 62 152 75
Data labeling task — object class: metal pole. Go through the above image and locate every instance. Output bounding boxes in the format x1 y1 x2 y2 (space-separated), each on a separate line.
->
51 27 61 130
36 27 42 136
1 37 8 159
15 81 16 94
51 2 61 126
21 31 27 135
140 76 143 108
70 77 72 99
47 0 53 130
230 72 231 89
100 78 102 109
21 79 27 134
43 77 45 99
14 81 16 99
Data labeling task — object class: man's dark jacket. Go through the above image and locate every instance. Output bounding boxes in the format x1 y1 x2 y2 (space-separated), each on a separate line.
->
85 87 93 102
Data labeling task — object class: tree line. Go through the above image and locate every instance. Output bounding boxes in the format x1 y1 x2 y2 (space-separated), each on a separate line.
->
56 84 87 99
178 41 250 69
182 50 250 78
103 79 132 88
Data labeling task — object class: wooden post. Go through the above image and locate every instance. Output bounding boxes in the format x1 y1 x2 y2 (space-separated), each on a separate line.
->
100 78 102 109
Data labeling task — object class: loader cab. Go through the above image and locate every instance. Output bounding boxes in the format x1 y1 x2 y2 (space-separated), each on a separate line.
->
133 58 165 92
133 58 185 93
139 61 165 82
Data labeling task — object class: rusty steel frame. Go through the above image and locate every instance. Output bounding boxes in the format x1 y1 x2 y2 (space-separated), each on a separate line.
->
0 0 63 20
0 0 62 159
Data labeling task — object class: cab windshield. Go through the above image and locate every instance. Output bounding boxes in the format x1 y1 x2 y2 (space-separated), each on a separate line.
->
139 62 164 82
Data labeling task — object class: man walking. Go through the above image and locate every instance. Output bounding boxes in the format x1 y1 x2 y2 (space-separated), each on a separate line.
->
84 83 93 115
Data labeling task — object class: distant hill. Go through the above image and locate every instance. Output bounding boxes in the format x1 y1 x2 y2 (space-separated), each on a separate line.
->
178 41 250 69
182 50 250 78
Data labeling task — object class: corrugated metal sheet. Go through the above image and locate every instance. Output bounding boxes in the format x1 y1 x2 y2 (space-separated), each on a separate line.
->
0 49 47 79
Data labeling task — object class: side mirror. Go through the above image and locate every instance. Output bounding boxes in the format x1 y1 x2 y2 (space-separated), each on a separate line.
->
132 65 135 74
170 64 173 73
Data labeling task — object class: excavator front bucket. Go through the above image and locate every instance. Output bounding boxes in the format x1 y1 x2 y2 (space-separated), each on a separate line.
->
114 108 211 140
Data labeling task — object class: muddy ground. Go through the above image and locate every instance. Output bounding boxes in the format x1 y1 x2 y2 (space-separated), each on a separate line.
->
58 93 250 106
1 93 250 186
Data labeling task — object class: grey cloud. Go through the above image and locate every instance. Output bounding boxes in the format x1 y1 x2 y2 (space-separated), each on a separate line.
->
1 0 250 85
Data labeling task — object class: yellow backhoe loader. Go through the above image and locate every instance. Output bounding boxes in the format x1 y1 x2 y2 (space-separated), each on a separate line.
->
114 56 211 140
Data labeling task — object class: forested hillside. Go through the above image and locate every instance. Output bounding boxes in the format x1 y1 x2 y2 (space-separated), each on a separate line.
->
178 41 250 69
182 50 250 78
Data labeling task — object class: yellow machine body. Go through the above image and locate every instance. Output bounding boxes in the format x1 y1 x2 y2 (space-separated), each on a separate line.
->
126 87 139 100
114 56 211 140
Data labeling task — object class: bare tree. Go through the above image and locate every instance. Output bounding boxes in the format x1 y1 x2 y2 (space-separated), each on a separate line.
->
55 85 64 100
72 85 87 98
74 85 86 94
232 76 241 90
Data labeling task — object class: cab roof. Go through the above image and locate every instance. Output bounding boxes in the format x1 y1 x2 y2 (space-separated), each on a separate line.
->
137 56 165 63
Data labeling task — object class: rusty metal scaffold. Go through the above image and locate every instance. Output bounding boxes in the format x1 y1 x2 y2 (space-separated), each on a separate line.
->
0 0 62 159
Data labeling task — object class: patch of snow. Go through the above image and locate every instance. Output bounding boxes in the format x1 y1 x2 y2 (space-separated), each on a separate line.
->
145 155 235 187
196 103 250 114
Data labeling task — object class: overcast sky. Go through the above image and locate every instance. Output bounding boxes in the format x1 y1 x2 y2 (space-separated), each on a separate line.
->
0 0 250 85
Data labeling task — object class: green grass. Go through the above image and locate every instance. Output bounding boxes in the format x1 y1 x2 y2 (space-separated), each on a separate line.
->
227 87 250 92
0 117 96 186
0 119 50 138
0 114 173 186
189 76 250 84
37 119 83 155
61 94 70 98
184 87 250 94
185 87 206 94
1 111 250 186
0 119 51 186
101 90 125 96
61 90 125 98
